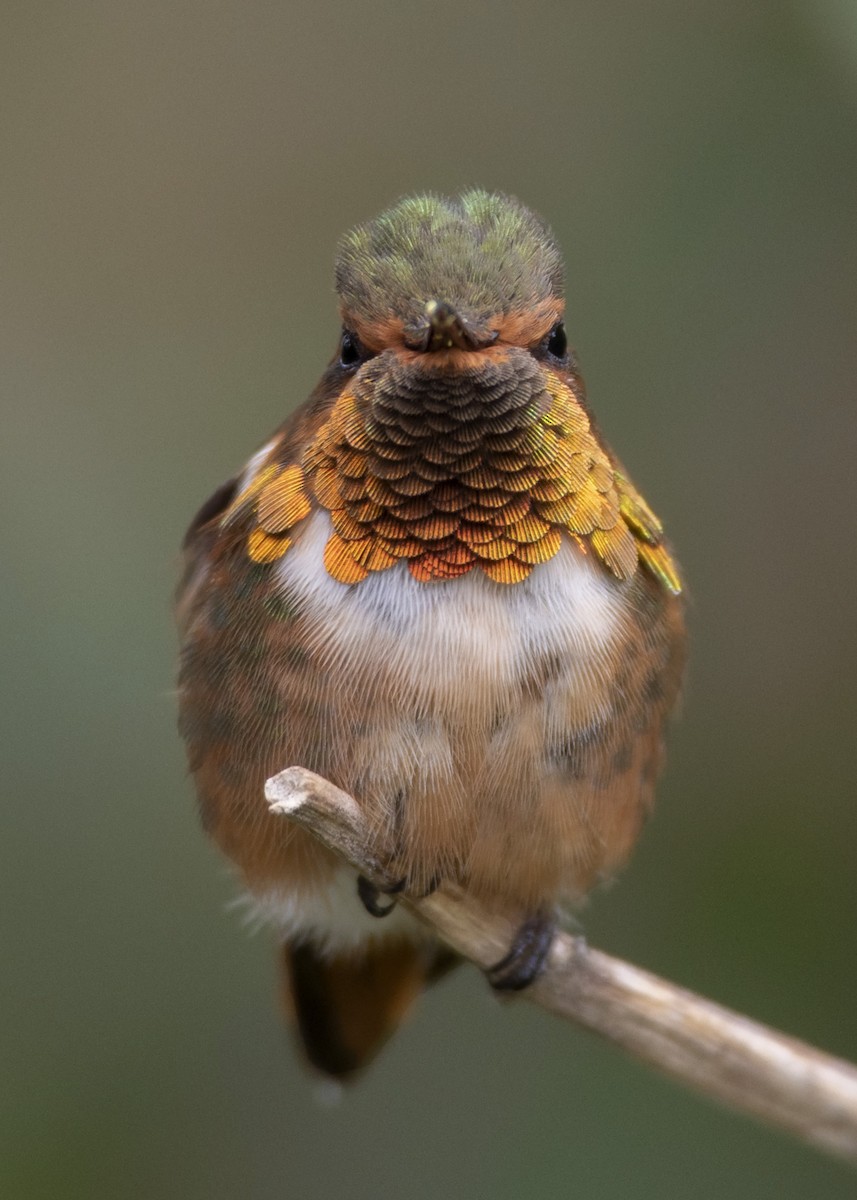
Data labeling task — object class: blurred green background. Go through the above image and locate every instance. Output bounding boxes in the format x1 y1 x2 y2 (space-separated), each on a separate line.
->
3 2 857 1197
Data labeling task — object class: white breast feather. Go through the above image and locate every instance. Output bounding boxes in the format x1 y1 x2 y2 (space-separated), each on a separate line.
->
276 510 626 714
245 510 630 951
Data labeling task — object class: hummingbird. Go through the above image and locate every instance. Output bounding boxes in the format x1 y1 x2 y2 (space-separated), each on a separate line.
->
176 191 686 1079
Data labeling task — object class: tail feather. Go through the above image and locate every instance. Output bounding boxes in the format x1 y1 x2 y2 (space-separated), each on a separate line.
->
282 939 455 1079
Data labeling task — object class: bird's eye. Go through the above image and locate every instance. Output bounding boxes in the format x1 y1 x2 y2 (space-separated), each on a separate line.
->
546 322 568 359
339 329 364 369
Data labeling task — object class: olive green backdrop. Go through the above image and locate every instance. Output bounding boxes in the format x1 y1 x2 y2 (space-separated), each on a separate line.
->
3 2 856 1197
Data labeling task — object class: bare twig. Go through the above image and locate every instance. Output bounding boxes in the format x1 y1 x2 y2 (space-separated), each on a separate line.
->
265 766 857 1167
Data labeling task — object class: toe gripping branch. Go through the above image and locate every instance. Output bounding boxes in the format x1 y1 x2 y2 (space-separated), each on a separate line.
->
356 873 442 918
487 913 556 991
357 872 555 992
356 874 407 917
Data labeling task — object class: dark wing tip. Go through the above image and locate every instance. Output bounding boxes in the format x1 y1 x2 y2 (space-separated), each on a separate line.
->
182 476 240 550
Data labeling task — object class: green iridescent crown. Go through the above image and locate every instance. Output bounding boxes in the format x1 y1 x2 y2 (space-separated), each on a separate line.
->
335 191 563 326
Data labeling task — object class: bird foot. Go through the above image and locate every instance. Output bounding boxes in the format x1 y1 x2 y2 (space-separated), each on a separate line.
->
487 914 555 991
356 874 406 917
356 872 441 918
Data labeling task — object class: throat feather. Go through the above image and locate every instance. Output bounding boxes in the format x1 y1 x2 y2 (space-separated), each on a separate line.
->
241 351 680 594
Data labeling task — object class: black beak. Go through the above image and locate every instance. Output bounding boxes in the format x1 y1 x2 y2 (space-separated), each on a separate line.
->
409 301 496 352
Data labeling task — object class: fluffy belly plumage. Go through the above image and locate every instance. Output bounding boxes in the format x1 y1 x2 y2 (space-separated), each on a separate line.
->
184 509 677 949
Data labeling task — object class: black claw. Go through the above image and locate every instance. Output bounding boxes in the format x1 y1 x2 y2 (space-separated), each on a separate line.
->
356 870 444 917
487 914 556 991
356 874 405 918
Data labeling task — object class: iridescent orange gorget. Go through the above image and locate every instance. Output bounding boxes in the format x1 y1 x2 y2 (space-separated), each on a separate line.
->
227 337 680 595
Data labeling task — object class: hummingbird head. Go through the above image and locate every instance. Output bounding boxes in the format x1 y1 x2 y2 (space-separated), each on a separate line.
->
225 191 681 595
333 191 568 368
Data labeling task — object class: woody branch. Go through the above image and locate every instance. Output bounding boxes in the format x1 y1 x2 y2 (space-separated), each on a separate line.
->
265 766 857 1168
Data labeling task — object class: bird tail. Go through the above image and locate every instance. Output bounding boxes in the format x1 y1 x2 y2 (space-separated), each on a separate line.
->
281 938 457 1079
